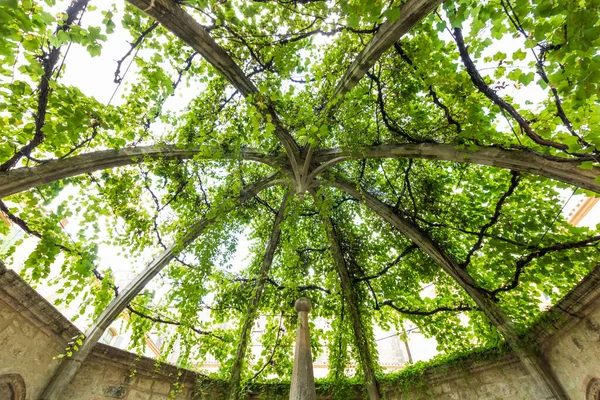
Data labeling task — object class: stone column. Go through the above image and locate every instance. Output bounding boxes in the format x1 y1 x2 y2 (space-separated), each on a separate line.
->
289 297 317 400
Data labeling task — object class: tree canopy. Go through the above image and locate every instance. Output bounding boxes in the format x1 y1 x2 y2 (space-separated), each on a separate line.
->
1 0 599 398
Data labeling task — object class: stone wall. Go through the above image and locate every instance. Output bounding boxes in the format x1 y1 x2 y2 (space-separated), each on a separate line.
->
547 306 600 399
0 269 74 399
538 267 600 399
380 356 540 400
1 263 600 400
0 295 63 399
0 269 196 400
62 345 195 400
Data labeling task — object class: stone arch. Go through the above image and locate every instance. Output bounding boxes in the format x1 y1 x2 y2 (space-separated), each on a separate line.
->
587 378 600 400
0 374 26 400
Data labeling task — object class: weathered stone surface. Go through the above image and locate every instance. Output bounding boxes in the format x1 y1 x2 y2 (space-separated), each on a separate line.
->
439 392 459 400
150 394 170 400
103 384 127 398
2 265 600 400
103 368 127 384
479 369 503 384
544 303 600 398
135 376 154 391
431 385 443 395
441 382 451 393
129 389 152 400
152 380 172 395
0 296 64 399
535 267 600 399
0 270 195 400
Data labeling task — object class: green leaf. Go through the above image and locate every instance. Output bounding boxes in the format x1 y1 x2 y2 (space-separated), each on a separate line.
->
493 52 507 61
347 14 360 28
383 7 401 22
86 44 102 57
512 49 527 61
265 122 275 136
105 19 116 34
518 72 535 86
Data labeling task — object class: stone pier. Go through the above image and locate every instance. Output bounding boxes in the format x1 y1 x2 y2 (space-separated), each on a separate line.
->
289 297 317 400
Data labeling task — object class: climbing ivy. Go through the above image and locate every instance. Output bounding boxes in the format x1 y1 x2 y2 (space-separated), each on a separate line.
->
0 0 599 397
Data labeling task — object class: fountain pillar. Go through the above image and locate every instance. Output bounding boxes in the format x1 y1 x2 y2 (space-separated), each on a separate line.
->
289 297 317 400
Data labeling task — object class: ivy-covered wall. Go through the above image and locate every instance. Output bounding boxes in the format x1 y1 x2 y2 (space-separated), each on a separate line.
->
1 266 600 400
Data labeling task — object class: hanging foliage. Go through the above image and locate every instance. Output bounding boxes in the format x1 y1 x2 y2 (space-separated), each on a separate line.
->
0 0 599 398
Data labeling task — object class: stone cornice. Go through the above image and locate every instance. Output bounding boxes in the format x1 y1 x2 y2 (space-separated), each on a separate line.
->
0 268 79 343
90 343 198 385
